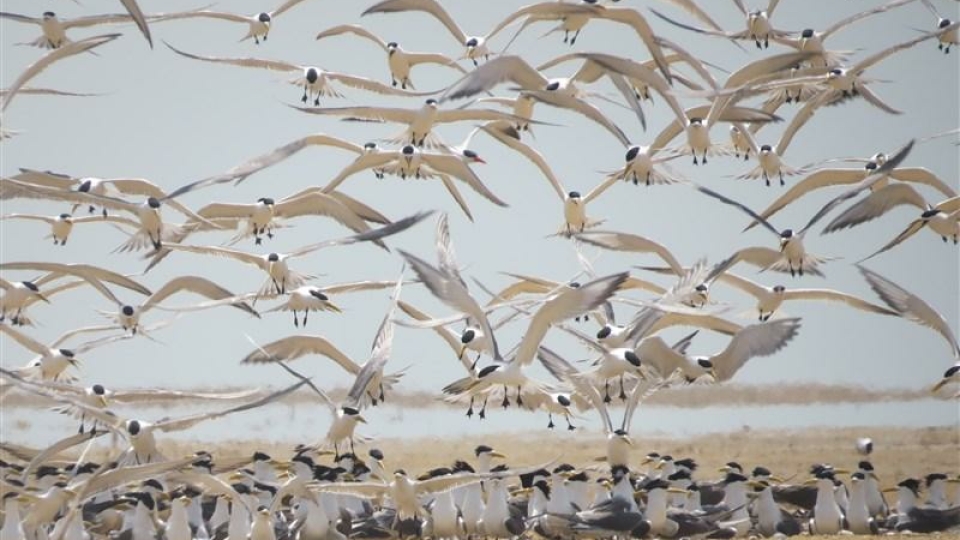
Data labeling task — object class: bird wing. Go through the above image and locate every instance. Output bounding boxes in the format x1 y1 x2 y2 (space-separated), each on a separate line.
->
710 318 802 381
478 121 566 201
821 183 928 234
321 152 400 193
440 56 548 101
0 12 41 24
151 10 251 23
63 12 137 29
524 90 631 147
575 231 684 275
514 273 629 366
287 211 430 258
275 193 375 235
406 52 467 71
571 52 687 124
164 42 300 72
821 0 917 39
595 8 672 82
0 213 57 225
110 387 262 403
291 104 417 123
315 481 390 498
397 300 474 374
423 154 508 207
649 309 744 337
315 24 388 49
11 168 79 190
363 0 468 44
240 335 361 374
800 138 916 235
326 191 392 224
889 168 958 198
2 34 121 111
399 250 501 360
328 71 436 96
857 265 960 358
649 8 748 39
434 214 468 291
119 0 152 47
636 336 689 379
140 275 256 318
782 289 897 316
716 272 769 299
0 261 151 297
271 0 310 18
345 275 403 407
0 325 53 356
694 185 782 238
154 379 308 432
744 168 868 231
162 244 269 270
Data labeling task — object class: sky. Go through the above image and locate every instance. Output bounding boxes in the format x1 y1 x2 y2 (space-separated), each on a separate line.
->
1 0 958 431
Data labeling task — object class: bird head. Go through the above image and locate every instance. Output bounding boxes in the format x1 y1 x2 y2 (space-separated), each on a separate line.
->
127 420 142 436
305 68 319 84
43 11 56 19
121 305 135 316
625 145 641 162
146 197 161 209
624 350 641 367
267 253 280 262
258 12 271 23
772 285 786 293
257 197 275 206
58 213 71 220
462 149 486 164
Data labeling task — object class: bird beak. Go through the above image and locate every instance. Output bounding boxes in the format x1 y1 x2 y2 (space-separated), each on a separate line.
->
98 395 109 407
315 449 336 457
717 466 733 474
803 478 819 486
472 156 486 164
623 436 634 447
328 302 342 313
667 487 689 494
770 475 786 483
357 415 367 424
833 468 850 474
708 368 719 381
931 379 949 392
37 292 51 304
882 487 898 493
490 451 507 459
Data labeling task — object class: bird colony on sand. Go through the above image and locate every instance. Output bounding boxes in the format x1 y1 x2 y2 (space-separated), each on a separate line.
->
0 0 959 538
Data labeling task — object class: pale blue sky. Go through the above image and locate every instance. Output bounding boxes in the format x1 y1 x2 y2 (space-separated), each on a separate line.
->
1 0 957 419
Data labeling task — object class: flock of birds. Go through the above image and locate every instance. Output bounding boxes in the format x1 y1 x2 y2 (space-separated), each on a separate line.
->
1 0 959 538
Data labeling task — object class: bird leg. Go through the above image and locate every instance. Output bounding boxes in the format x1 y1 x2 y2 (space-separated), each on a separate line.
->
379 383 385 402
603 381 612 403
501 386 510 409
479 398 487 419
516 386 523 407
293 310 299 327
301 85 308 103
466 396 475 417
779 171 785 186
618 375 627 401
547 413 555 429
565 415 575 431
254 35 260 44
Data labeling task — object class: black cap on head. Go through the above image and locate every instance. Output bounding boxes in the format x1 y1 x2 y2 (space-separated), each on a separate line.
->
305 68 319 83
568 191 581 198
474 444 494 456
944 364 960 378
858 461 874 471
801 29 814 38
59 213 71 219
92 384 106 395
257 197 275 205
146 197 161 209
425 98 438 105
59 349 75 358
387 41 398 48
253 451 271 462
625 350 641 367
402 145 415 155
461 329 475 344
556 394 571 407
127 420 141 435
369 449 384 461
926 473 948 486
478 365 499 378
597 326 612 339
752 466 771 477
760 144 772 152
697 358 713 369
22 281 39 292
342 406 361 416
43 11 56 17
122 305 135 316
922 208 941 218
465 37 479 47
899 478 921 494
267 253 280 261
675 458 697 471
309 289 329 301
625 146 640 161
545 81 561 91
258 12 271 22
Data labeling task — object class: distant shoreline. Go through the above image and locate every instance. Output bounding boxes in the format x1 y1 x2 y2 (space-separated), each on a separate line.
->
0 382 942 408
